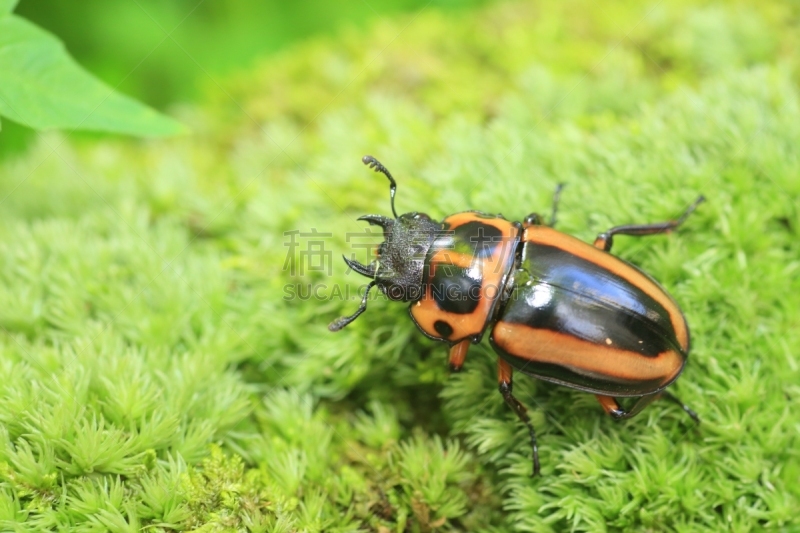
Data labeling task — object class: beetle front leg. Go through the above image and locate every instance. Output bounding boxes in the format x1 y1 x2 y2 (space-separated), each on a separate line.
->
449 340 470 372
498 358 540 476
593 195 705 251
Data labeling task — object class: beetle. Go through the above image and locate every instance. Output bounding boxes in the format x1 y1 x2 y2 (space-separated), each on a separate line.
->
330 155 703 475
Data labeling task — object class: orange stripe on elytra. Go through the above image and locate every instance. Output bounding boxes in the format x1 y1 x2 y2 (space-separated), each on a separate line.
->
523 226 689 351
444 212 509 228
492 323 684 388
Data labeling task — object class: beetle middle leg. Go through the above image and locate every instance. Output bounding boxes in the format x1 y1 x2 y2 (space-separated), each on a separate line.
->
596 392 700 423
524 183 566 228
498 358 540 476
593 195 705 251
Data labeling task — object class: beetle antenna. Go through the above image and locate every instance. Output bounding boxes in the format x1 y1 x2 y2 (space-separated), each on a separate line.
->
328 281 377 331
362 155 398 218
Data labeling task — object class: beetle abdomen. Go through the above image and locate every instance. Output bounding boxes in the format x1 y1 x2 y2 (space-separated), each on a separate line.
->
490 226 689 396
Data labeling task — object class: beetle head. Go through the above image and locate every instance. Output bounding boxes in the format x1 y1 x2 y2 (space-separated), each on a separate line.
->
349 212 438 302
329 156 439 331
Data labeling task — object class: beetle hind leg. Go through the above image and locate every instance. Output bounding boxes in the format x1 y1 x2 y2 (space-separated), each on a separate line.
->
596 394 658 420
660 390 701 424
596 392 700 424
498 359 540 476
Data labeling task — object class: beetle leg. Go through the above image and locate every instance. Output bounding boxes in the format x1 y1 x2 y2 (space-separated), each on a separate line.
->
498 358 540 476
593 195 705 251
523 213 544 228
660 390 701 424
595 393 659 420
449 340 470 372
548 183 565 227
524 184 566 228
596 392 700 423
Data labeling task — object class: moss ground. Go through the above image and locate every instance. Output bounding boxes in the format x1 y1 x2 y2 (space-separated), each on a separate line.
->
1 0 799 531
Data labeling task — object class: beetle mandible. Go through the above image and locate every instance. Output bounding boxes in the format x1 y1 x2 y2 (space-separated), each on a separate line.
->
330 155 703 475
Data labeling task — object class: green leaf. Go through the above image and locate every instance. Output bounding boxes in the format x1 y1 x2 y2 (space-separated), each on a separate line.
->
0 15 187 137
0 0 17 16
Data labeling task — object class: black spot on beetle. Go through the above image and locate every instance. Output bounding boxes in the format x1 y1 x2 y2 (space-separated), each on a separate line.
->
430 267 481 314
434 320 453 338
453 221 504 259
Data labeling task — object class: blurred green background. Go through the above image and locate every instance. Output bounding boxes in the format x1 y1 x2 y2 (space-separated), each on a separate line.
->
1 0 490 156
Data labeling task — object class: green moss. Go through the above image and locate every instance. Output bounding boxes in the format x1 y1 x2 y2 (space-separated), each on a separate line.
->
1 0 799 531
